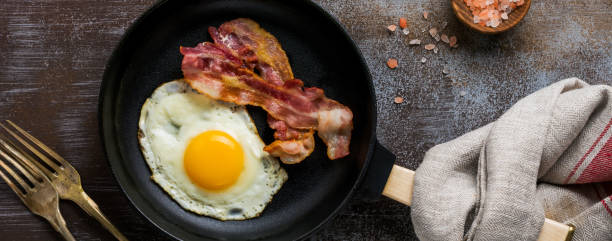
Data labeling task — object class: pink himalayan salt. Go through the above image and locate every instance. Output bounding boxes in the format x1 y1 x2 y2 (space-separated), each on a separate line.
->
463 0 525 28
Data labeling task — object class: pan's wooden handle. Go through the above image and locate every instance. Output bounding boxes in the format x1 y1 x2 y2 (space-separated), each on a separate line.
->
381 164 415 206
381 164 576 241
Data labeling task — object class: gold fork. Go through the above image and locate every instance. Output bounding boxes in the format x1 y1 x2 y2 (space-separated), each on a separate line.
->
0 133 75 241
0 120 128 241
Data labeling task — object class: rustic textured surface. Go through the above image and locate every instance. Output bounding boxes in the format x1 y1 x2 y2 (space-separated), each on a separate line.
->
0 0 610 240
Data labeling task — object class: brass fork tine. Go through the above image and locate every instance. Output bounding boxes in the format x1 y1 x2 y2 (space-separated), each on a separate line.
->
0 147 76 241
7 120 70 167
0 121 62 172
0 142 40 185
0 159 26 201
0 133 51 179
0 151 32 193
2 121 128 241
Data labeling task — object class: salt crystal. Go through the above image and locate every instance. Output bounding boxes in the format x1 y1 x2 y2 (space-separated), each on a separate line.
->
399 18 408 29
394 97 404 104
429 28 438 39
449 36 457 47
443 66 450 74
433 47 438 54
424 44 435 50
441 21 448 29
402 28 410 35
429 28 438 36
501 12 508 20
421 57 427 63
387 58 398 69
387 25 397 32
409 39 421 45
459 91 467 96
490 19 500 27
441 34 450 44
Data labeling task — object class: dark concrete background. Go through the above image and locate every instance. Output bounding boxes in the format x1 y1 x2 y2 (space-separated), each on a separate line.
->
0 0 609 240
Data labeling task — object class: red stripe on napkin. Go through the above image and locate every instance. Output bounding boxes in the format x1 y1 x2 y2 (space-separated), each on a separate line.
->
576 136 612 183
602 198 612 217
594 185 612 217
564 117 612 184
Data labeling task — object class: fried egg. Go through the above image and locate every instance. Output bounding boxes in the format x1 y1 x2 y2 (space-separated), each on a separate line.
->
138 80 287 220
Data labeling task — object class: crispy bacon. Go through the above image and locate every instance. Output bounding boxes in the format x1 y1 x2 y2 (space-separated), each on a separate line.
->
181 45 317 126
264 126 315 164
180 19 353 161
210 18 317 163
209 18 293 86
266 115 309 140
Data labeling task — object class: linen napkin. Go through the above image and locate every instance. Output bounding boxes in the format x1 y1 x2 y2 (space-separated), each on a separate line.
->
411 78 612 241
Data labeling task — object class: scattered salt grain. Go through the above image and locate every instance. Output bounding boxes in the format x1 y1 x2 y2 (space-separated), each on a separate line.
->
443 66 450 74
459 91 467 96
387 25 397 32
441 34 450 44
429 28 437 37
399 17 408 29
441 21 448 29
429 28 439 41
424 44 436 50
387 58 398 69
449 36 457 47
394 96 404 104
433 47 439 54
402 28 410 35
421 57 427 63
409 39 421 45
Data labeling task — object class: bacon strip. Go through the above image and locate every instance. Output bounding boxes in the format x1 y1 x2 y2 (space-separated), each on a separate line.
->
180 20 353 161
264 115 316 164
209 18 293 86
210 19 316 163
182 44 317 127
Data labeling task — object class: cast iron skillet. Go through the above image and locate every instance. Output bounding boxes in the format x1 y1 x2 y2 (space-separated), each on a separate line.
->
99 0 399 240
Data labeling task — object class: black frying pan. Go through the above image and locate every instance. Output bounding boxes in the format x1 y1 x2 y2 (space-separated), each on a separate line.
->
99 0 402 240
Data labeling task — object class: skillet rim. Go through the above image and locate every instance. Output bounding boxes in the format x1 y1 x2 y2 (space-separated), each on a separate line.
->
97 0 378 240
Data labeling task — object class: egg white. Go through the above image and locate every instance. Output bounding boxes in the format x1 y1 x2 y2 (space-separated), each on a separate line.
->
138 80 288 220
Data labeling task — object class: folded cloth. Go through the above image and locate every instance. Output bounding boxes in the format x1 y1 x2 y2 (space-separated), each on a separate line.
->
411 78 612 241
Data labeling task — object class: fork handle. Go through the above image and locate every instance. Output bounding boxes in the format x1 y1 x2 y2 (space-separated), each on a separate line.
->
47 208 76 241
72 190 129 241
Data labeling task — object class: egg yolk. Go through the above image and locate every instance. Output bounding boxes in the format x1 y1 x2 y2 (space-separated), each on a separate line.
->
183 130 244 191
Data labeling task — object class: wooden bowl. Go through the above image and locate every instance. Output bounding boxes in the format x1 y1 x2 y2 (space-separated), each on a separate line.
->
451 0 531 34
